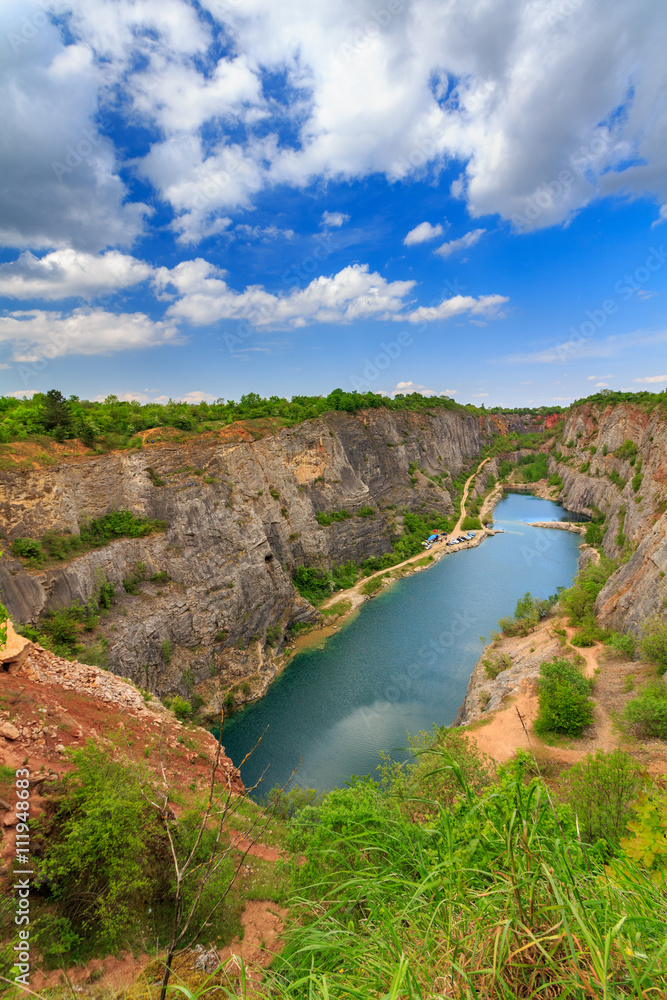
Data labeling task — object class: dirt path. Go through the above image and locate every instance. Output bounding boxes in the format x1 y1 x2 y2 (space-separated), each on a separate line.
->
469 622 616 766
320 455 492 614
450 456 490 537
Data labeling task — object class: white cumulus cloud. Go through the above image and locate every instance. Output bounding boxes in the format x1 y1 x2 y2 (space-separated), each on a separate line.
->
159 260 416 327
434 229 486 258
0 308 182 362
404 222 444 246
404 293 508 324
633 374 667 383
0 250 153 300
390 380 435 396
321 211 350 228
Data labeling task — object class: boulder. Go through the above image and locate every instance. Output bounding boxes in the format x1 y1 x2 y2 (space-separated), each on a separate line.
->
0 620 32 674
0 721 20 740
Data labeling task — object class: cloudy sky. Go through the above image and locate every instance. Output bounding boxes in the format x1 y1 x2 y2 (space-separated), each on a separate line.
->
1 0 666 407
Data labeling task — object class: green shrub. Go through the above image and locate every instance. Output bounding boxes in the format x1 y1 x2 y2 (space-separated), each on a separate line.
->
615 439 638 460
461 515 482 530
97 580 115 609
266 623 282 646
559 557 616 626
10 537 45 565
315 508 351 526
585 522 605 547
639 614 667 674
171 695 192 721
606 630 635 658
561 750 645 848
622 785 667 880
623 683 667 739
36 742 159 958
29 601 101 658
356 505 376 517
534 657 594 736
498 591 555 637
569 614 607 647
160 639 172 663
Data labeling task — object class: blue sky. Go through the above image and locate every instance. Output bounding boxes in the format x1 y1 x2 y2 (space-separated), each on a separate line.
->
1 0 666 408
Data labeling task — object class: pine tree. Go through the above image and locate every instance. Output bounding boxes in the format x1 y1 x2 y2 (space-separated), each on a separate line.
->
41 389 72 434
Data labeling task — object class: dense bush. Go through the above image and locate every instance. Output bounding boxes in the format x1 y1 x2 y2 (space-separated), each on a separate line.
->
622 784 667 880
558 557 616 644
10 510 168 566
615 439 638 460
606 630 635 658
561 750 645 848
356 505 376 517
623 682 667 739
585 521 606 547
10 537 46 565
534 657 594 736
292 561 360 605
36 743 162 958
640 613 667 674
518 452 549 482
171 695 193 721
34 742 238 965
498 591 555 637
315 508 351 526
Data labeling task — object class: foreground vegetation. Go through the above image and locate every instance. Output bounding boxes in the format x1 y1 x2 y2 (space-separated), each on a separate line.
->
268 740 667 999
5 726 667 998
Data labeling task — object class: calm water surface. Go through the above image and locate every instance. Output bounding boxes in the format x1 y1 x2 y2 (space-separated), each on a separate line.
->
222 492 581 795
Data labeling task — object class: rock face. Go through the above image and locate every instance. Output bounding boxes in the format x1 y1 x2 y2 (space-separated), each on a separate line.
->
0 407 532 705
0 620 31 674
550 401 667 635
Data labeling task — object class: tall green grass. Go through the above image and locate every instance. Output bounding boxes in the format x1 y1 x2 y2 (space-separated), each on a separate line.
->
258 748 667 999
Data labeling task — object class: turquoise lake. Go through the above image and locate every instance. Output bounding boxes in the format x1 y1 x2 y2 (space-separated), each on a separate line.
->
221 492 582 796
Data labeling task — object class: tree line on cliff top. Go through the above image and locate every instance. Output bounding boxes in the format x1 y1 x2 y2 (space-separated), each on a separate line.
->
0 388 564 449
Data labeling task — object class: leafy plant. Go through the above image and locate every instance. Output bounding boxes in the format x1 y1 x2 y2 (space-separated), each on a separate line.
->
640 613 667 674
315 508 351 526
606 630 635 658
171 695 192 721
615 439 638 460
622 783 667 882
356 505 376 517
10 536 46 565
35 742 159 957
534 656 594 736
498 591 555 637
560 750 645 848
623 682 667 739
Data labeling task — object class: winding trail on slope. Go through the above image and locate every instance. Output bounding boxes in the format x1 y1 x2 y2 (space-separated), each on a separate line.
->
318 455 492 615
468 621 614 765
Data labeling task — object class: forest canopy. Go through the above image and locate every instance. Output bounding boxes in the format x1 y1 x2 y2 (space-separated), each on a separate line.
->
0 389 565 448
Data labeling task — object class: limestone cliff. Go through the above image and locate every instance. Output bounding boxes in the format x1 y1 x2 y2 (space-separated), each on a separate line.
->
549 401 667 634
0 407 531 707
